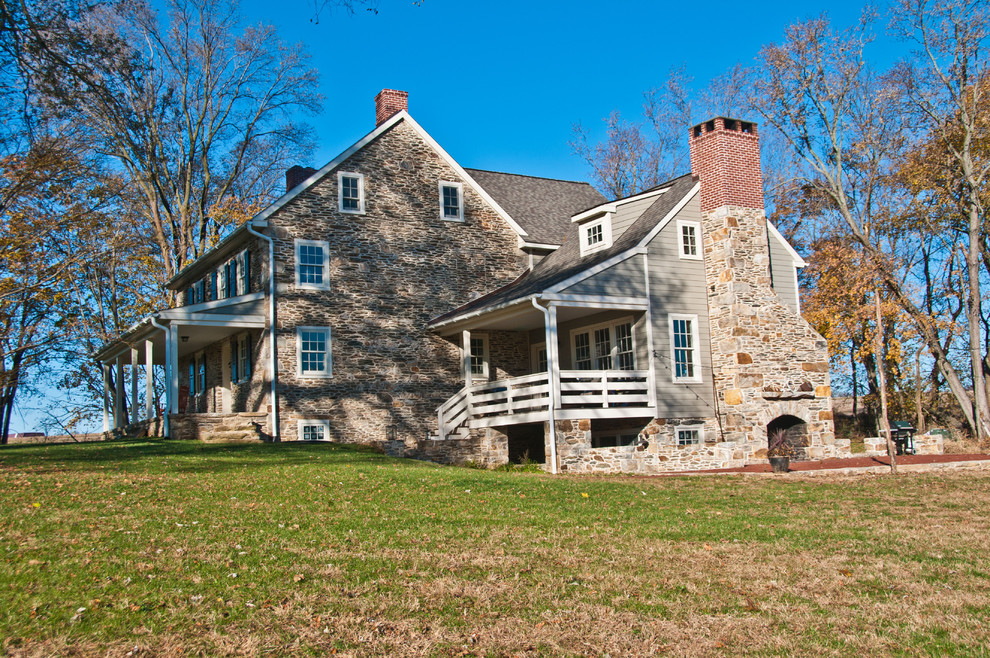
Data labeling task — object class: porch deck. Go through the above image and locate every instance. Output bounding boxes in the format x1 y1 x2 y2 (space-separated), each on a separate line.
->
437 370 654 439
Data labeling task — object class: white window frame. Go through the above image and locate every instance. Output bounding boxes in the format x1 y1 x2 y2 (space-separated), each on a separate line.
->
531 342 547 373
297 419 331 442
579 216 613 256
337 171 365 214
676 424 703 446
469 334 489 380
569 316 636 371
439 181 464 222
296 326 333 378
236 332 252 384
235 249 250 296
294 239 331 291
195 351 206 397
668 313 702 383
677 220 702 260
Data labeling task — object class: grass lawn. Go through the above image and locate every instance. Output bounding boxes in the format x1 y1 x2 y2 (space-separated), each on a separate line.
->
2 440 989 656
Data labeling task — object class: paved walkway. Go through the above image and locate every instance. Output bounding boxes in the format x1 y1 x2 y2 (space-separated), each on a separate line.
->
661 453 990 477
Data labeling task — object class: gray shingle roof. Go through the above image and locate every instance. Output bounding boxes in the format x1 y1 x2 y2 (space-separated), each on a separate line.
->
430 173 698 327
465 169 607 245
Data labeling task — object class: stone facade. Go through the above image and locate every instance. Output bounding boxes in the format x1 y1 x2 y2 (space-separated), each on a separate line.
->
169 412 270 442
268 120 527 447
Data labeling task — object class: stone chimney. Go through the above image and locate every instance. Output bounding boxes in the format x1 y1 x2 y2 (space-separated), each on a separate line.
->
688 117 835 459
286 165 317 193
375 89 408 126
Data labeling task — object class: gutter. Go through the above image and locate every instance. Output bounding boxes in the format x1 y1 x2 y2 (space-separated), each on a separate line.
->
149 316 171 439
245 222 281 442
531 298 558 474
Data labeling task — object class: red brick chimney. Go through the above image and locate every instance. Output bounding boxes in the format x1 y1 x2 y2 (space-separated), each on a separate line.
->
688 117 763 212
375 89 408 126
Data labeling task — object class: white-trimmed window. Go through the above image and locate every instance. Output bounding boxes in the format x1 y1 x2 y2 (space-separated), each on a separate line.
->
676 425 703 446
338 172 365 214
294 239 330 290
238 334 252 383
531 343 547 373
235 250 251 295
579 217 612 256
297 326 332 378
439 181 464 221
196 354 206 395
669 314 701 382
677 220 702 260
469 335 488 379
571 318 635 370
298 419 331 442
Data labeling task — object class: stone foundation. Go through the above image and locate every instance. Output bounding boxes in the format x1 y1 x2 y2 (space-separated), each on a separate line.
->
864 433 944 456
411 426 508 467
168 412 270 442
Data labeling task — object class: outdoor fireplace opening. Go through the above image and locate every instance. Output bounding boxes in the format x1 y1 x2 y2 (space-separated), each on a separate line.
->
767 415 810 459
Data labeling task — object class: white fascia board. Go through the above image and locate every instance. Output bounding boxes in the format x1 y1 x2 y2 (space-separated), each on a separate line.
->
545 247 648 293
541 293 649 309
158 311 265 327
175 291 265 314
635 183 701 248
401 114 529 238
767 220 808 267
519 239 560 251
428 294 537 332
570 188 667 223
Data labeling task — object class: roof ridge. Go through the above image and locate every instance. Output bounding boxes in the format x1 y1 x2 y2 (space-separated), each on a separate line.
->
464 167 594 186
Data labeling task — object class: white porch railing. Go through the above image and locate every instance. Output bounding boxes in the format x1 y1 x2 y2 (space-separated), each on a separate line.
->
436 370 653 439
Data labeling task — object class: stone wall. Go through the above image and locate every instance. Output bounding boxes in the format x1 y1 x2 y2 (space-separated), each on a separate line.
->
268 120 527 447
411 426 508 467
864 433 944 456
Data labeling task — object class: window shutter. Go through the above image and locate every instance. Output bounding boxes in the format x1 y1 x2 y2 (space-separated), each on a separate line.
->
231 338 238 383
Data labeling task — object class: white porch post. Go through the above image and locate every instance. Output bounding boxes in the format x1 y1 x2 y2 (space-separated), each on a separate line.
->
145 339 155 420
462 329 473 417
547 304 561 409
130 347 139 424
642 253 658 409
168 326 179 413
102 363 110 433
114 355 125 429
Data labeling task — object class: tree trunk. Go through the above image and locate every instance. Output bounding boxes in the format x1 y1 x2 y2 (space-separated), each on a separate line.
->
916 349 925 434
875 290 896 475
851 340 859 418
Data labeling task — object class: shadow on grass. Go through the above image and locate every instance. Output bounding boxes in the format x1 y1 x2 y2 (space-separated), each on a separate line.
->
0 438 418 474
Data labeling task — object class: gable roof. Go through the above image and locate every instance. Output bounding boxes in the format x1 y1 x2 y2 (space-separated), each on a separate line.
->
464 169 606 246
430 173 700 328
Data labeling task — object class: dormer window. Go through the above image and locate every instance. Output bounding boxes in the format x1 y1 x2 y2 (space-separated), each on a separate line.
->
579 216 612 256
439 181 463 221
338 172 365 214
677 220 702 260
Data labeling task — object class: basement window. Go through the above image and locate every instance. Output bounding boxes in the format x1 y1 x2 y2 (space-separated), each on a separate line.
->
298 419 331 441
676 425 703 446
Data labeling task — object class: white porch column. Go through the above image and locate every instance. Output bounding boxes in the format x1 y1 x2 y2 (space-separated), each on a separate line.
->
102 363 110 433
130 347 139 424
168 326 179 413
547 304 561 409
114 355 125 429
461 330 472 390
145 339 155 419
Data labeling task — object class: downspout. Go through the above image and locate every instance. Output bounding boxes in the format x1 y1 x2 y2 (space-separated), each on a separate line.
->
246 222 281 442
532 298 558 474
149 317 170 438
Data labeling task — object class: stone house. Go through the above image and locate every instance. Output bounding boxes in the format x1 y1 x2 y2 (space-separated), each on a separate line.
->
96 91 847 473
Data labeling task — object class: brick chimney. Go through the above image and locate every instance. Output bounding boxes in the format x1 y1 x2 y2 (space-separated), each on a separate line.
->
688 117 763 212
286 165 317 193
375 89 408 126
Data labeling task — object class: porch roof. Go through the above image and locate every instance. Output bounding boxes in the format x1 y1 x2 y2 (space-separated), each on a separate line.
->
429 173 697 330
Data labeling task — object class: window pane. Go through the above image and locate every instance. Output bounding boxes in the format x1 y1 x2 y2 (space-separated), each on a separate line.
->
681 224 697 256
470 337 485 375
303 424 325 441
677 429 700 446
443 186 459 218
587 223 603 246
240 339 251 380
594 328 612 369
301 330 327 373
673 319 695 378
615 323 634 370
537 348 547 373
298 244 325 286
574 333 591 370
342 176 360 210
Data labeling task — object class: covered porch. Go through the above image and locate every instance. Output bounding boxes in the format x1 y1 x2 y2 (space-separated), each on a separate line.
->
94 308 267 436
431 293 658 462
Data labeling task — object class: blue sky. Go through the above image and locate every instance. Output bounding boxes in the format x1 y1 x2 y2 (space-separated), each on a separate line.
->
242 0 895 182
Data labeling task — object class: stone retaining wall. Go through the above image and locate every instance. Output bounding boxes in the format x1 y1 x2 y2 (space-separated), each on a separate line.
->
168 412 270 443
863 433 944 456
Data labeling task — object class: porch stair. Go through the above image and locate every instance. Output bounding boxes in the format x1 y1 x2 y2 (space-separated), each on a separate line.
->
434 370 654 440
